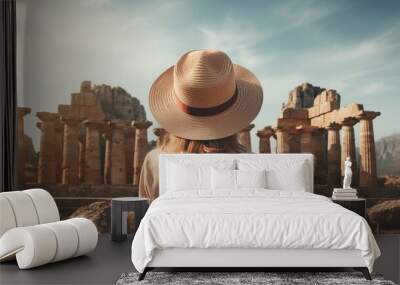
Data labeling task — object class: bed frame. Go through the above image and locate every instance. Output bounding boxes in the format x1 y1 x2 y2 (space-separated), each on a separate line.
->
140 248 370 280
139 154 372 280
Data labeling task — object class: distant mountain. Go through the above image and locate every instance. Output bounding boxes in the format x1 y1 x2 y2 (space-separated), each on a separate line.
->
376 133 400 176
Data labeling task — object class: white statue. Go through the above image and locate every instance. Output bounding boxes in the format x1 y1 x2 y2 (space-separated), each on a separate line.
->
343 157 352 189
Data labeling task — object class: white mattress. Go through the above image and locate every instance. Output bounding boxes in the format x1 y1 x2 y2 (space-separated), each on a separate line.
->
131 190 380 273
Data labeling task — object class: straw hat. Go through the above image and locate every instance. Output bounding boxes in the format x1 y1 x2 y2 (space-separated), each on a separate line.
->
149 49 263 140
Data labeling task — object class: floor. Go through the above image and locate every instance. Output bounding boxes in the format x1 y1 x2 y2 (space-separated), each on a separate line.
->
0 234 399 285
0 234 134 285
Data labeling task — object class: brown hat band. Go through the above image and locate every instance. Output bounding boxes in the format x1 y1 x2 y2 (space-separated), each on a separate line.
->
174 87 238 117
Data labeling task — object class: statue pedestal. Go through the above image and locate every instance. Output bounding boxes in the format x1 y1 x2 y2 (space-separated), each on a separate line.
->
333 188 357 192
332 188 358 200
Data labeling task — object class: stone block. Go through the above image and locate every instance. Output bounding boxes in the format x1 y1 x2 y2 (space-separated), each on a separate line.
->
322 110 340 127
81 92 97 106
308 106 320 118
338 103 364 119
71 93 83 105
58 105 68 116
310 116 324 127
313 95 321 106
277 118 309 129
319 101 338 115
78 105 90 118
86 106 106 120
282 108 308 119
71 92 97 107
80 81 92 92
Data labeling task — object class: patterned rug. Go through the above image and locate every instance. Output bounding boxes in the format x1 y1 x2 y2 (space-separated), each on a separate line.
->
116 271 396 285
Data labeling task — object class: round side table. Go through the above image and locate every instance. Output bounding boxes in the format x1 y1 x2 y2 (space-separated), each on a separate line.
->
111 197 149 242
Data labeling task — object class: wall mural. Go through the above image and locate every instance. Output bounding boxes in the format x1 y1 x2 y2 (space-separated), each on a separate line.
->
16 81 400 233
17 0 400 233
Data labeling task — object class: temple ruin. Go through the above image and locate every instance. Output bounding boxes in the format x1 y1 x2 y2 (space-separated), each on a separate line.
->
15 81 383 231
255 83 380 189
17 81 151 189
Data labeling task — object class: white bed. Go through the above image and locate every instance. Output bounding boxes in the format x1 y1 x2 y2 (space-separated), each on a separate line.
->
131 154 380 280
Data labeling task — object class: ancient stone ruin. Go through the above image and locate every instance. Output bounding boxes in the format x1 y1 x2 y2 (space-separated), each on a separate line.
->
16 81 383 231
256 82 380 190
17 81 151 188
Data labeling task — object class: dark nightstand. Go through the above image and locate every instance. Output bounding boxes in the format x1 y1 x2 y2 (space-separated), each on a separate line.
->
111 197 149 242
331 198 366 218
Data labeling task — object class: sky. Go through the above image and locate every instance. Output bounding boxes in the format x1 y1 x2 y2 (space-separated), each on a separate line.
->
17 0 400 151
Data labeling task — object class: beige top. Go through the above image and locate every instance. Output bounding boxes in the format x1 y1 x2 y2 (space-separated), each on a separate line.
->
138 135 246 202
138 148 162 202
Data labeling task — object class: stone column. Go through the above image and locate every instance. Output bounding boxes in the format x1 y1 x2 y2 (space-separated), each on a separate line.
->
297 125 317 154
78 134 86 183
125 127 135 184
133 120 153 185
276 127 290 153
54 121 64 183
297 125 320 182
237 124 254 152
37 112 59 184
16 107 31 185
110 120 130 184
153 128 167 148
357 111 380 187
256 126 274 153
341 118 358 185
62 118 81 185
84 120 103 184
326 123 341 186
313 128 327 185
103 130 113 185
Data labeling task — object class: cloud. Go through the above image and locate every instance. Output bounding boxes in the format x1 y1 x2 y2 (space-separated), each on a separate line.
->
356 82 386 97
19 0 400 151
274 0 343 29
198 16 269 70
80 0 113 7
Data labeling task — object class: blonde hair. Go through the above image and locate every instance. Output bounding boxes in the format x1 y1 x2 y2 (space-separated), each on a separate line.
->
160 133 247 153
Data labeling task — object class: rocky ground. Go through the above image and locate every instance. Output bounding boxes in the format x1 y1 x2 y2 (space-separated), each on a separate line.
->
368 199 400 233
381 175 400 189
365 175 400 234
69 201 111 233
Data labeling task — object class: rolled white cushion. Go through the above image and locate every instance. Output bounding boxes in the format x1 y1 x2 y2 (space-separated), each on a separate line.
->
23 189 60 223
0 218 97 269
0 191 39 227
64 218 98 257
0 226 57 269
42 221 79 262
0 196 17 237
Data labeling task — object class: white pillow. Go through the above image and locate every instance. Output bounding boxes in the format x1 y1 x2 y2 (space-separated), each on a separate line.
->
167 163 210 191
211 168 236 190
211 169 267 190
238 159 309 192
236 169 267 188
265 163 307 191
167 160 236 191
